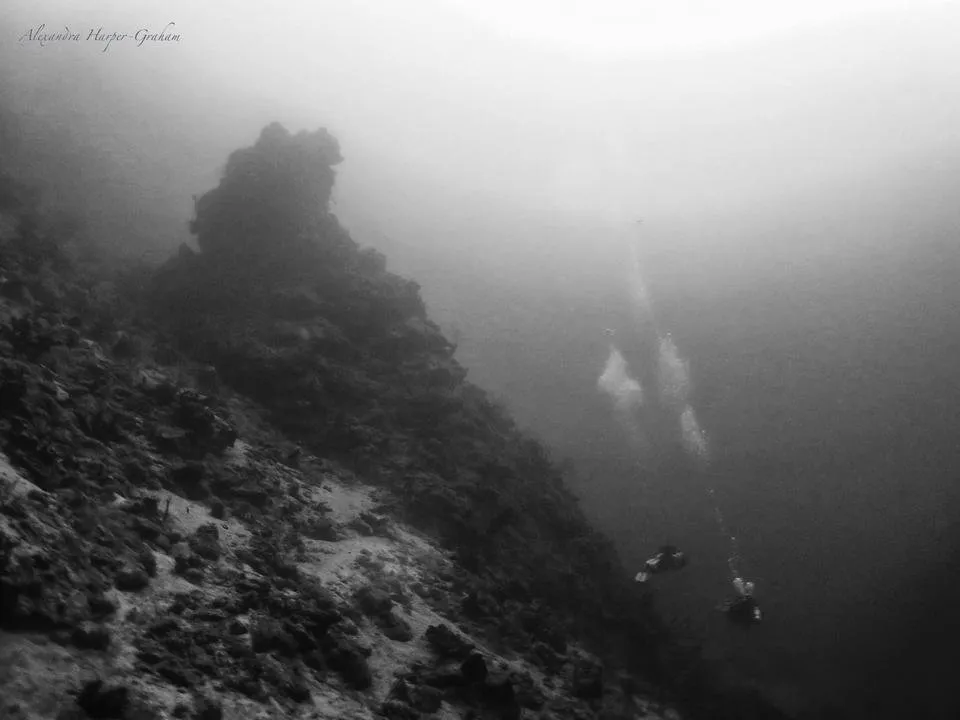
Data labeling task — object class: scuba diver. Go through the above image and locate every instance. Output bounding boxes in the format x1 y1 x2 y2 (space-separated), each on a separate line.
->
634 544 688 583
721 576 762 626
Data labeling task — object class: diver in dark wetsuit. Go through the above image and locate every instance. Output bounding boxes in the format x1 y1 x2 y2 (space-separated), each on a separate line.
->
634 544 688 583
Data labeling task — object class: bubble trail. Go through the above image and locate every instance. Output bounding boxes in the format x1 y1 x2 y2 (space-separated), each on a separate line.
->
598 225 748 588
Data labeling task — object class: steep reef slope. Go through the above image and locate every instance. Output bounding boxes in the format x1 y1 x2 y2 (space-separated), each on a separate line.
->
0 128 788 720
151 123 662 670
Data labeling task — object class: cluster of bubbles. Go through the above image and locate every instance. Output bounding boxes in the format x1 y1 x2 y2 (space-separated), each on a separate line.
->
598 346 645 414
597 346 647 450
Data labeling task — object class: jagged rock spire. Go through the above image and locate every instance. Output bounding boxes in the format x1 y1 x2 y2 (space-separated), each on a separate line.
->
190 123 344 259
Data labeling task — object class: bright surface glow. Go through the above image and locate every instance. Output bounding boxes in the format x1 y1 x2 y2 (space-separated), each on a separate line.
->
6 0 960 230
446 0 954 55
